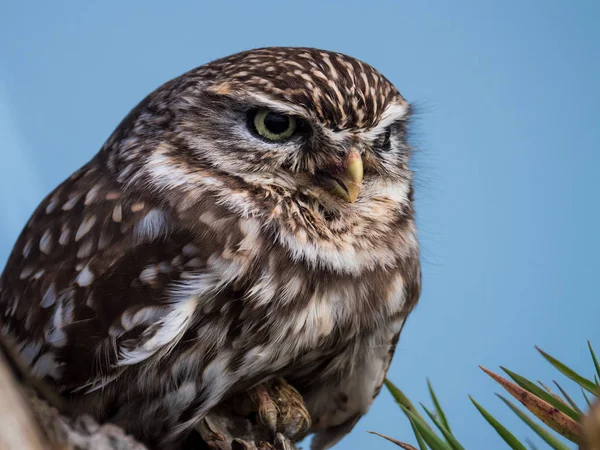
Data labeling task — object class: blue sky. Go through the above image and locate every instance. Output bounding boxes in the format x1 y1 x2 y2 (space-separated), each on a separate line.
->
1 1 599 448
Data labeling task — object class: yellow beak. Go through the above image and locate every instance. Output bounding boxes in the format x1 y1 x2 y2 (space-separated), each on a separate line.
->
325 150 363 203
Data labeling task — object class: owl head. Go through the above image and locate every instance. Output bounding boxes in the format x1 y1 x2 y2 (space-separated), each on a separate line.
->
101 47 415 269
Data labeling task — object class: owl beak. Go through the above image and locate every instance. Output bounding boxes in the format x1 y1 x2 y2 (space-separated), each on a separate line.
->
322 150 363 203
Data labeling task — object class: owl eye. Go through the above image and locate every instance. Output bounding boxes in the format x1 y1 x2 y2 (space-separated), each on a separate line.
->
376 128 392 152
249 109 298 141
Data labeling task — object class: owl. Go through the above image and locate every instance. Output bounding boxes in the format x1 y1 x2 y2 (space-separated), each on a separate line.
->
0 47 421 449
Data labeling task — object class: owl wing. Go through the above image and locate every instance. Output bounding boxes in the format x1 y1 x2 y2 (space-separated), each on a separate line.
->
310 272 421 450
0 163 213 393
308 323 407 450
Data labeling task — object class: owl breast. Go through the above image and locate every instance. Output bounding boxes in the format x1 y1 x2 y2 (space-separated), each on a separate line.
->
173 213 415 384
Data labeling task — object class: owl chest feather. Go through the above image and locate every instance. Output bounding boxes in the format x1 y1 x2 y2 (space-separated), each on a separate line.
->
165 173 418 362
174 225 410 380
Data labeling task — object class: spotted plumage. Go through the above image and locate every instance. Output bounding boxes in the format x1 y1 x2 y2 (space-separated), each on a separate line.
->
0 47 420 449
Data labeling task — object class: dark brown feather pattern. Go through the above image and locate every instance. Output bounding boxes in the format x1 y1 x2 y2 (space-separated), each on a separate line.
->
0 47 420 450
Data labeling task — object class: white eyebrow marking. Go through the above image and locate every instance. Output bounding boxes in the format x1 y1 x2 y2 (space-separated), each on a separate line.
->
244 92 308 116
361 103 410 141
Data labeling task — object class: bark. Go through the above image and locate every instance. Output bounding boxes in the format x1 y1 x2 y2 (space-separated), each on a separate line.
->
0 347 48 450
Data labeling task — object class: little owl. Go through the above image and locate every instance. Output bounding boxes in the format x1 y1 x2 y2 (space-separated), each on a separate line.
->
0 47 421 449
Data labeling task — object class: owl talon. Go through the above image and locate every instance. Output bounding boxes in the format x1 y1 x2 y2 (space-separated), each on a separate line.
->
248 378 311 440
252 385 279 433
272 378 311 438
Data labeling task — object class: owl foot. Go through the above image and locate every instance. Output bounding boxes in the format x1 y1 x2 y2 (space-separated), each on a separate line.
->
195 378 308 449
247 377 311 440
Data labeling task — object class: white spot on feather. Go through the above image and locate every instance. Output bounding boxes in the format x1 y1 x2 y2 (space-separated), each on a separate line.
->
33 269 45 280
75 215 97 241
39 229 53 255
20 265 35 280
139 265 158 285
41 283 57 308
76 265 94 287
84 185 101 205
110 305 164 337
62 194 81 211
117 295 199 366
45 293 74 348
112 204 122 222
45 200 58 214
133 209 168 243
131 201 145 212
58 226 71 245
22 239 33 257
105 191 121 200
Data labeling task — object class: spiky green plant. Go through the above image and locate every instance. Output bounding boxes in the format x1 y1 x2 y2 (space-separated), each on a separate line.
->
371 341 600 449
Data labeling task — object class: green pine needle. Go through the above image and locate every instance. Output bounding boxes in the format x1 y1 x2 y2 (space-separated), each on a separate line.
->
582 388 593 408
427 378 452 432
590 341 600 383
385 379 429 424
410 422 428 450
385 379 430 449
536 346 598 395
410 421 428 450
421 403 465 450
380 341 599 449
469 396 527 450
399 404 453 450
553 381 583 415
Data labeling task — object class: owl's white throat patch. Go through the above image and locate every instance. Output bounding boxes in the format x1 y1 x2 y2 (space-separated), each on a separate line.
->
275 228 406 275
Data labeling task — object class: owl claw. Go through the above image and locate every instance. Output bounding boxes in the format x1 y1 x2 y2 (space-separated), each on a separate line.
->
252 385 278 433
248 377 311 440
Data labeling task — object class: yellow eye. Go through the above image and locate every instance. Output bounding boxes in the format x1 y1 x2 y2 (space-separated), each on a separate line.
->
252 109 297 141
